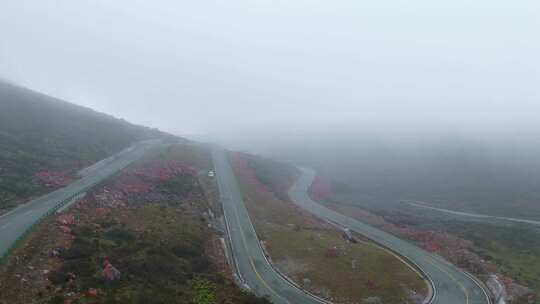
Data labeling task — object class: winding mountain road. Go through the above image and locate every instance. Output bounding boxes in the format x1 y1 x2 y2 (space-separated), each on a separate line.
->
212 149 327 304
289 167 492 304
0 140 161 260
213 148 491 304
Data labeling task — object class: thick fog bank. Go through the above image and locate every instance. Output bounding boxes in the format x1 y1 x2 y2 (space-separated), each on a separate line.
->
201 125 540 216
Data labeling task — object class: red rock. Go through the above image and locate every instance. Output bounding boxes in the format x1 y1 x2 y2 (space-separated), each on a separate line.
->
309 176 333 200
325 246 339 258
59 226 72 234
34 170 71 187
86 288 98 297
57 214 76 225
425 240 441 252
95 208 107 217
366 279 379 289
102 261 121 281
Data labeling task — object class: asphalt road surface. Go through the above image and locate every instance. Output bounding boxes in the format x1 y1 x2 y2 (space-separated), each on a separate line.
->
212 149 327 304
289 167 492 304
0 140 161 260
404 201 540 227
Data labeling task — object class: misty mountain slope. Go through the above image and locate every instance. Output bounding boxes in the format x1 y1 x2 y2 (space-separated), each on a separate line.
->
0 82 176 210
257 131 540 220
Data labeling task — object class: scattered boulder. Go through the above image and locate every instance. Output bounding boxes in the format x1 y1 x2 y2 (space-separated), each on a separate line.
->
59 226 72 234
57 214 75 226
34 170 71 188
86 288 98 297
102 260 121 281
366 279 379 289
325 246 339 258
95 207 107 217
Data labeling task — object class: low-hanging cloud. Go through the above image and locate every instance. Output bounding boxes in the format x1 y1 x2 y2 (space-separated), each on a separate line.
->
0 0 538 140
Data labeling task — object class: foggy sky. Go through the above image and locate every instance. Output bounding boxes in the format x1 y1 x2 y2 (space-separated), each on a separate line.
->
1 0 539 140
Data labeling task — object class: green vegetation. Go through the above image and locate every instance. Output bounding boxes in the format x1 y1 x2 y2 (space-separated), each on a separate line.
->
191 278 217 304
46 205 215 303
267 227 427 302
446 222 540 302
157 174 196 196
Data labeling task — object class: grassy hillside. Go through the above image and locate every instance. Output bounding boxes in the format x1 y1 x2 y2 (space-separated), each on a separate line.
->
0 145 270 304
0 82 176 211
